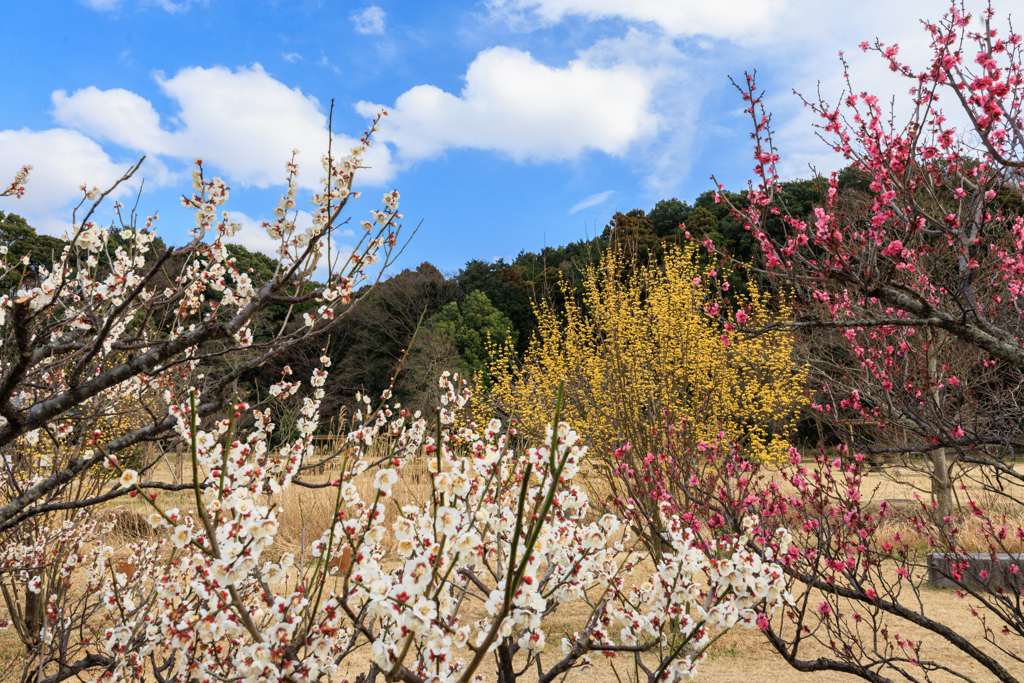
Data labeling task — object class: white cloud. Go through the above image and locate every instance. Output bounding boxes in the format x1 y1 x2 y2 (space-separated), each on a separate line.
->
81 0 207 12
568 190 614 214
4 64 396 239
356 46 659 164
282 52 302 63
51 64 397 189
351 6 386 35
492 0 786 40
0 128 149 236
487 0 970 196
53 87 171 153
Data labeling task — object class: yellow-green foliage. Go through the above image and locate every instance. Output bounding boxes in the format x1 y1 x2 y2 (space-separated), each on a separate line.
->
485 245 805 466
13 389 162 483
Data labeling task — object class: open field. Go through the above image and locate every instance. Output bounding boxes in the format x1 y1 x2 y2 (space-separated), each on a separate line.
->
0 447 1021 682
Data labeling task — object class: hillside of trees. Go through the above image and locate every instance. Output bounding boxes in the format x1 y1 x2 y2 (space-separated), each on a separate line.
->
14 170 1017 437
241 176 838 423
0 176 833 431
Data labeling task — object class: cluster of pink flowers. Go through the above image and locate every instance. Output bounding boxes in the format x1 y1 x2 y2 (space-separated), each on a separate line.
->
699 3 1024 461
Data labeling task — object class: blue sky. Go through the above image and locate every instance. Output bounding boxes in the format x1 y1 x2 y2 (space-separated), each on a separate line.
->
1 0 959 272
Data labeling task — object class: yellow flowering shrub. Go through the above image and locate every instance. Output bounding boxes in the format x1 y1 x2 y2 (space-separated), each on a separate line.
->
485 245 805 470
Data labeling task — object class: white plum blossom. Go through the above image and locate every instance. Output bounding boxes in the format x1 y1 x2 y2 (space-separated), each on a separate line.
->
372 468 398 494
10 364 793 683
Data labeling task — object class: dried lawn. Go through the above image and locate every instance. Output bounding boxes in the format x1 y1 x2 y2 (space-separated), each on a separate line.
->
1 449 1022 682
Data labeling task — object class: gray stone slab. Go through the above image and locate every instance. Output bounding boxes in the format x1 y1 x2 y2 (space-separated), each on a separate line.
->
927 553 1024 592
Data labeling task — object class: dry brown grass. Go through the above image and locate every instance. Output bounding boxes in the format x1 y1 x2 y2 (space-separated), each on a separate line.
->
855 464 1024 554
4 446 1023 682
272 452 435 557
97 445 439 556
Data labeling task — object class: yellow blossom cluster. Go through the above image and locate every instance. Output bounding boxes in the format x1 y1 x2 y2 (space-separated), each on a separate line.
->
485 245 805 468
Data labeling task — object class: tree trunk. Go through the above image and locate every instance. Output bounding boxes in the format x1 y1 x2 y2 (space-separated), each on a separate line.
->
496 640 516 683
355 664 379 683
929 446 953 521
18 583 41 651
925 330 955 522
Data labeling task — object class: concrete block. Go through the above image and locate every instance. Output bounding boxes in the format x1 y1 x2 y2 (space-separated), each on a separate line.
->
927 553 1023 592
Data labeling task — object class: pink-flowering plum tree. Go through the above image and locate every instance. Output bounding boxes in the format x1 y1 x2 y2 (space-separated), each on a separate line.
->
672 2 1024 681
710 1 1024 517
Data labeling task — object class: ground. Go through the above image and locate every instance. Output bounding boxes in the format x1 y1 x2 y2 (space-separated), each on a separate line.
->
0 447 1020 682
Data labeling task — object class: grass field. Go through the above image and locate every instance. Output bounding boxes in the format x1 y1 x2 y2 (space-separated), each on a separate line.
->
0 446 1021 682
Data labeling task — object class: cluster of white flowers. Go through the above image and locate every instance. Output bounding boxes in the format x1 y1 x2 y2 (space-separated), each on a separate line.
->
0 348 794 683
0 113 400 467
73 221 107 253
5 360 789 683
2 164 31 198
0 513 127 638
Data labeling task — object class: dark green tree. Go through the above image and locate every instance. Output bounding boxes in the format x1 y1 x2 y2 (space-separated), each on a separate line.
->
457 260 535 354
648 198 691 239
601 209 661 264
0 213 64 290
430 290 518 380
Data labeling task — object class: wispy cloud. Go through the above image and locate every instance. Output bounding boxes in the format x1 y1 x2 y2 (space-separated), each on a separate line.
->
81 0 208 13
317 51 341 73
50 64 397 189
281 52 302 63
568 190 614 215
489 0 783 42
355 46 658 164
80 0 121 9
351 6 386 35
